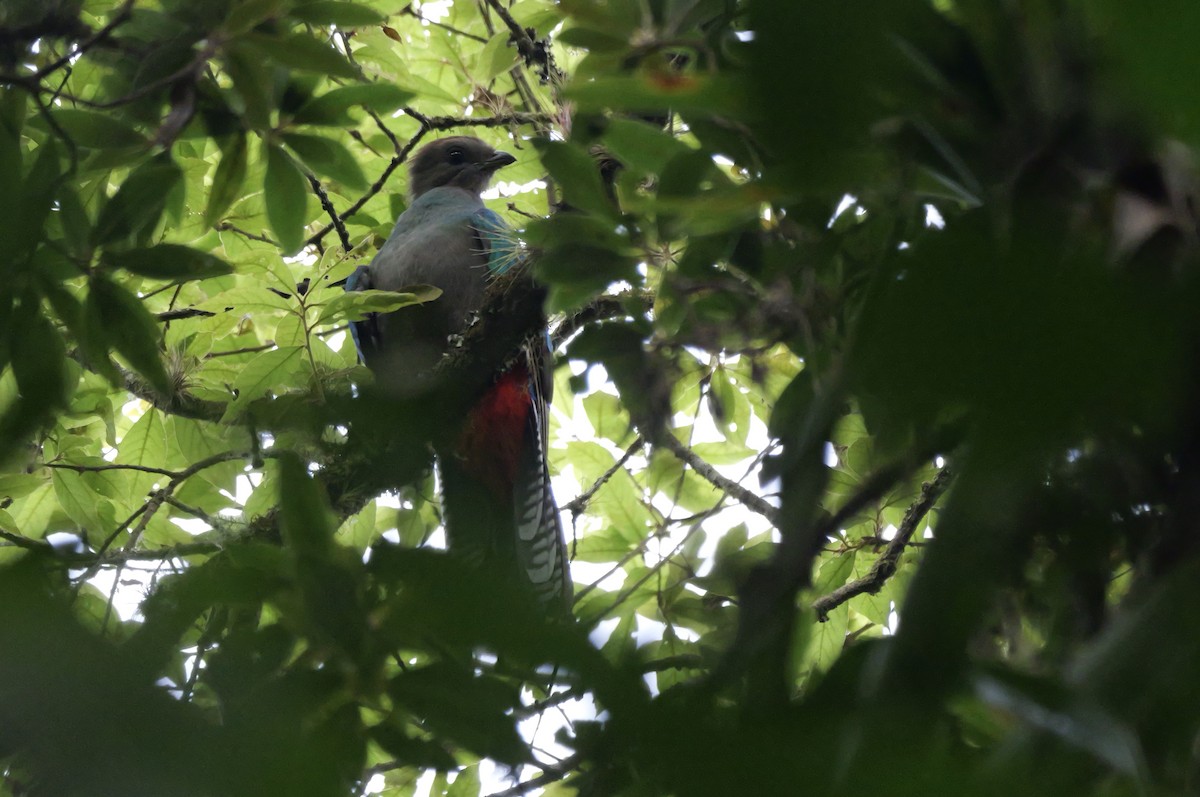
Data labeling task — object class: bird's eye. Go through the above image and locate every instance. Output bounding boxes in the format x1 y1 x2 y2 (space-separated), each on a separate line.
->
447 148 466 165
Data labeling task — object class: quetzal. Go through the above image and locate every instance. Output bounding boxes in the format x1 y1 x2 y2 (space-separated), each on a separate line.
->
345 136 572 610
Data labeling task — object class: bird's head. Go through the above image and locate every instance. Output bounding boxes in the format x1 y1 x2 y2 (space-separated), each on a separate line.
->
407 136 517 199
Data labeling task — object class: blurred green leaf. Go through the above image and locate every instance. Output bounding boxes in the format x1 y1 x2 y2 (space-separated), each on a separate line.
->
289 1 386 26
246 31 359 79
87 276 171 394
315 285 440 325
533 139 616 219
204 133 249 227
282 132 367 189
291 83 414 126
477 32 516 82
92 154 183 246
101 244 234 282
33 109 146 149
388 662 527 765
264 143 309 255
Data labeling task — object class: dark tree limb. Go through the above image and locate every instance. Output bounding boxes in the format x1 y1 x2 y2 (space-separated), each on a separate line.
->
811 466 954 620
0 0 134 85
156 308 215 321
119 365 226 423
306 172 354 252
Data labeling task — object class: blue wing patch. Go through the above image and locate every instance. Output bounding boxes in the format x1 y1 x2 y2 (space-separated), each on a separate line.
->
344 265 381 365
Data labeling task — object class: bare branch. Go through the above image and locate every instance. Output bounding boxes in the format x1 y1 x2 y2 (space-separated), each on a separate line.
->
482 0 565 85
658 433 781 527
811 466 953 620
486 753 583 797
562 436 643 516
307 127 426 249
307 172 354 252
156 308 215 322
217 222 277 246
416 110 553 131
401 5 489 43
0 0 134 85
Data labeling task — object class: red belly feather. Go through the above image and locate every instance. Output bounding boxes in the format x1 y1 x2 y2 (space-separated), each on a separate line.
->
455 365 532 501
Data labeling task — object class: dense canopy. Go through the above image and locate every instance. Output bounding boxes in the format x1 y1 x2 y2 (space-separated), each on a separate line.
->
0 1 1198 796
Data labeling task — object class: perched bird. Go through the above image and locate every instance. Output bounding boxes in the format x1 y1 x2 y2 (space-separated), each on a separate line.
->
346 136 572 610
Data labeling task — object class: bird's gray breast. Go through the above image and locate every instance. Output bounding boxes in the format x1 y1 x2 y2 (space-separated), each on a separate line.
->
366 199 490 381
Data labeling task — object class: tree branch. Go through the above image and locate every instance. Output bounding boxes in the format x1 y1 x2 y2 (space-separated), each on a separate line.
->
306 172 353 252
486 753 583 797
0 0 134 84
658 433 781 527
562 436 643 516
811 466 954 620
156 308 215 322
482 0 565 85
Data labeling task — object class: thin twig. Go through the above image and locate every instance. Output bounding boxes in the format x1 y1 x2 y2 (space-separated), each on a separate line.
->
217 222 277 245
0 528 51 550
157 308 216 321
658 433 781 526
401 5 489 43
3 0 135 82
562 436 643 516
486 753 584 797
417 111 552 131
307 128 426 248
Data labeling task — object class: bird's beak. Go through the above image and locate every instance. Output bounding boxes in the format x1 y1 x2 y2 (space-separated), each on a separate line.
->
482 151 517 172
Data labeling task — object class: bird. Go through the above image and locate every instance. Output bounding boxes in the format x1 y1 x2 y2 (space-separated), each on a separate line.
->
345 135 572 611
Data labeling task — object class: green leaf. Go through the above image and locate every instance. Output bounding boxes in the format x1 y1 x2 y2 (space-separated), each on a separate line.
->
582 390 631 443
14 138 61 265
555 26 629 52
564 74 745 117
278 453 366 656
115 409 167 473
93 155 184 246
388 663 527 765
315 285 441 325
282 132 367 189
813 550 856 595
446 765 480 797
223 43 274 130
291 83 414 126
224 0 286 34
801 602 848 674
0 473 49 502
51 469 105 539
289 1 386 26
1087 0 1200 148
10 293 71 413
101 244 234 283
223 346 305 418
602 117 690 174
264 143 309 255
88 276 171 394
115 408 167 503
34 109 146 149
55 182 91 258
477 32 516 82
534 140 615 219
245 31 359 79
204 133 249 227
278 452 332 558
